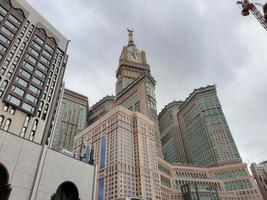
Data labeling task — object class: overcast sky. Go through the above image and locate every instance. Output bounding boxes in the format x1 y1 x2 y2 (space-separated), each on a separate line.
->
26 0 267 164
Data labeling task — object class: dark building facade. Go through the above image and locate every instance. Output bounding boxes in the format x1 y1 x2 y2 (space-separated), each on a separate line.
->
178 85 241 167
158 101 187 164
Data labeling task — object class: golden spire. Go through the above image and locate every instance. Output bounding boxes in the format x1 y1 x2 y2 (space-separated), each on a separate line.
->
127 27 135 47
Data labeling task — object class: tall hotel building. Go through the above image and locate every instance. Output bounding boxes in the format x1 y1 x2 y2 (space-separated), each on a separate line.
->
74 106 161 200
0 0 68 145
115 29 162 157
74 30 162 199
177 85 241 167
50 87 88 152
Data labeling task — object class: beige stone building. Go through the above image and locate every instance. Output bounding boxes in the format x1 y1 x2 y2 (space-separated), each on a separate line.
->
73 106 161 200
0 0 69 145
251 161 267 200
158 157 263 200
115 29 162 157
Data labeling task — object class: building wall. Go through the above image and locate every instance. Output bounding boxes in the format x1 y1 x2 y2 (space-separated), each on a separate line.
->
73 106 161 200
158 101 187 164
87 95 115 126
0 130 96 200
0 0 68 145
251 162 267 200
115 73 163 158
177 85 241 167
51 87 88 151
158 157 263 200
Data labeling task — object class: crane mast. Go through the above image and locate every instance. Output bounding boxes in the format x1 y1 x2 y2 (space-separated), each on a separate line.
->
237 0 267 31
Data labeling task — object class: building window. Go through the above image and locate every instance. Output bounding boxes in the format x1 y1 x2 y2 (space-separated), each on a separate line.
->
19 68 31 79
2 104 8 112
0 6 8 15
3 119 11 131
0 115 4 127
37 101 44 117
7 95 21 106
29 119 38 141
25 93 38 104
20 115 30 137
100 137 106 169
0 80 8 97
22 103 35 113
29 85 40 95
42 103 49 120
15 77 28 88
0 34 10 45
98 178 105 200
10 107 15 115
23 61 34 71
8 15 21 26
35 70 45 79
32 77 43 86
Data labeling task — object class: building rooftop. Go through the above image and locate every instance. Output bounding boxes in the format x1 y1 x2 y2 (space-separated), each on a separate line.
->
158 100 184 119
89 95 115 110
179 85 216 111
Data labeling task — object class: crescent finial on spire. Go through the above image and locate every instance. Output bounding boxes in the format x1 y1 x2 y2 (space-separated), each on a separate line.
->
127 27 135 47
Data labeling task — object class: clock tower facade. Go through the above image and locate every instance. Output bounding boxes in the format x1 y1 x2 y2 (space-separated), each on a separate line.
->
115 29 163 157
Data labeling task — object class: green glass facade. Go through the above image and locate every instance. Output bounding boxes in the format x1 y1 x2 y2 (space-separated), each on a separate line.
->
179 86 241 167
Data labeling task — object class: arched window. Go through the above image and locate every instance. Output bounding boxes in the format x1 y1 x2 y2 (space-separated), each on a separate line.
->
3 119 11 131
9 107 15 115
20 115 30 137
42 103 49 120
0 115 4 127
29 119 38 141
51 181 79 200
37 101 44 117
0 163 12 200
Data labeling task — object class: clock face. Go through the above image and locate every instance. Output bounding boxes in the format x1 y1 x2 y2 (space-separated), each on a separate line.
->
131 51 137 59
128 50 141 63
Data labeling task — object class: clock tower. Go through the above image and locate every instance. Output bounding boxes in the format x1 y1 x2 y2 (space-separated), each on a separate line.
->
115 29 163 157
116 28 150 95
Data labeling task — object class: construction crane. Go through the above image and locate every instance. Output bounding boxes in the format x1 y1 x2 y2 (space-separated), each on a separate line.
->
237 0 267 31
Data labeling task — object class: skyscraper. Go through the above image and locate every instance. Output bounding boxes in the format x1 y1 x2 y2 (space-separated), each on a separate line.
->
50 87 88 152
73 106 161 200
158 101 187 164
178 85 242 167
73 30 163 200
115 28 163 157
251 161 267 200
0 0 68 145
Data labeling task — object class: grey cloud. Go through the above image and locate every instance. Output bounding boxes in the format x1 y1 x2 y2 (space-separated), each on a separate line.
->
27 0 267 163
